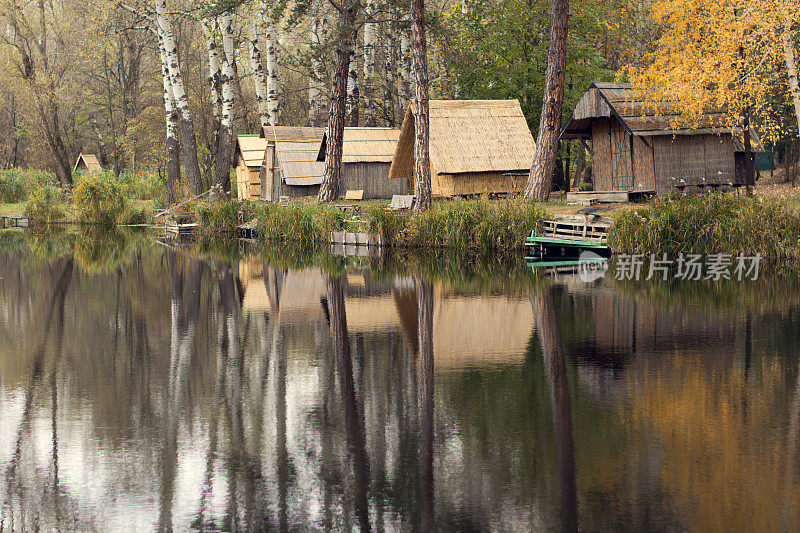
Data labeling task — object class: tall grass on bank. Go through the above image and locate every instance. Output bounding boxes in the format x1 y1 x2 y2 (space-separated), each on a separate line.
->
609 194 800 260
196 198 547 251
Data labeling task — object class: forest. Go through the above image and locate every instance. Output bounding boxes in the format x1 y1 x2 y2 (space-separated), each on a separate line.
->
1 0 800 204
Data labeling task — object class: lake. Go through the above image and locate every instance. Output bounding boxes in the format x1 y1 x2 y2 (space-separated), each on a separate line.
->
1 231 799 531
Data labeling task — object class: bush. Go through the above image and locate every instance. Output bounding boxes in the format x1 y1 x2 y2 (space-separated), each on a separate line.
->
0 169 26 202
71 175 126 227
25 183 66 226
608 193 800 260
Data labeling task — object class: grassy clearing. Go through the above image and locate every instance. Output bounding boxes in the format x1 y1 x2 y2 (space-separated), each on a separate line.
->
609 193 800 260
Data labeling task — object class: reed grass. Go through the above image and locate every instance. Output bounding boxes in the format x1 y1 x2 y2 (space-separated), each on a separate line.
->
609 194 800 261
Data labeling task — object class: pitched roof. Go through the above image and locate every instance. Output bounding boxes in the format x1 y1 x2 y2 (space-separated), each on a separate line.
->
74 153 103 172
562 83 764 150
388 100 536 179
236 135 267 168
317 127 401 163
262 126 326 185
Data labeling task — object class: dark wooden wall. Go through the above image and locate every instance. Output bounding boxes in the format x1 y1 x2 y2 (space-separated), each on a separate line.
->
653 134 737 193
342 162 409 199
591 120 612 190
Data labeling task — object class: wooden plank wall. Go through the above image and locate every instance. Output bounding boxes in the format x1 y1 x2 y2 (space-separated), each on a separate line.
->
342 162 409 199
591 120 612 190
654 134 738 192
435 171 527 197
632 136 655 191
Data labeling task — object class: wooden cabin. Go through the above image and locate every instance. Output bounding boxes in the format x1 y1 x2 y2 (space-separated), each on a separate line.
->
257 126 327 200
235 135 267 200
73 153 104 173
388 100 536 197
316 127 409 199
561 83 764 195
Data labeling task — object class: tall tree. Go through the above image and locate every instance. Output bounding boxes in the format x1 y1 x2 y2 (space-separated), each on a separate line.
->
155 0 204 196
317 0 359 201
203 19 223 154
212 12 236 196
523 0 569 200
411 0 432 212
159 33 181 205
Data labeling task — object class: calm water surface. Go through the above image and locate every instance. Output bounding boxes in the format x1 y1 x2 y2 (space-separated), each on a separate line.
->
1 233 800 531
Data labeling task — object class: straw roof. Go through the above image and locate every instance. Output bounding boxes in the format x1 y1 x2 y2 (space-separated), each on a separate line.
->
388 100 536 179
562 82 764 150
262 126 326 185
74 153 103 172
236 135 267 168
317 127 400 163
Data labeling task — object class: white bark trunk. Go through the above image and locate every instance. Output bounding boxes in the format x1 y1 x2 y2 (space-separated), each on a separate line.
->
219 14 235 132
346 46 359 125
265 23 280 126
249 24 271 132
399 30 412 110
203 19 223 126
363 0 376 80
783 16 800 133
156 0 192 124
309 11 328 126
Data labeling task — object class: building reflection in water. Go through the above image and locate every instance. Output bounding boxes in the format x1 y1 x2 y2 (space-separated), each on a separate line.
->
2 246 800 530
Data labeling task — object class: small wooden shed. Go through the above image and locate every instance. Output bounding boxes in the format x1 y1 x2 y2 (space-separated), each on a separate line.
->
316 127 408 199
388 100 536 197
74 153 104 173
561 82 764 195
235 135 268 200
257 126 327 201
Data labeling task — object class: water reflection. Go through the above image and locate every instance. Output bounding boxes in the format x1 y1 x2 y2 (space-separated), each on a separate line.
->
2 235 800 530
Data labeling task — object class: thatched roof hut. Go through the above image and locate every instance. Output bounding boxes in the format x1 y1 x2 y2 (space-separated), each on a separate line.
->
388 100 536 197
74 153 103 173
316 127 408 199
561 82 764 194
257 126 326 200
235 135 267 200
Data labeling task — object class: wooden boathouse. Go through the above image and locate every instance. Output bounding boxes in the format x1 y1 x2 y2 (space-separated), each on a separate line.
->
258 126 327 201
235 135 268 200
388 100 536 197
316 127 408 199
561 83 763 196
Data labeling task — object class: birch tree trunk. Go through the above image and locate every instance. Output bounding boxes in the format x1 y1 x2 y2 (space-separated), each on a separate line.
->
362 0 377 126
249 23 271 133
398 30 412 114
309 11 329 127
159 35 181 205
156 0 203 196
318 2 358 201
266 23 280 126
411 0 432 213
523 0 569 201
346 47 360 127
204 20 223 153
213 13 236 196
783 16 800 134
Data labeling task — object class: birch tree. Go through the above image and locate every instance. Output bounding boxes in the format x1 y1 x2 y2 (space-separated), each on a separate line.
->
523 0 569 201
159 33 181 205
155 0 204 196
309 9 329 127
317 0 359 201
204 19 223 152
347 48 360 126
213 12 236 195
411 0 432 212
362 0 378 125
265 23 280 125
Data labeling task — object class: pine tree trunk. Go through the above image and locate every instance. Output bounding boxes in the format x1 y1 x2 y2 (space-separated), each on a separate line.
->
346 47 360 127
249 22 271 133
416 276 435 532
411 0 431 213
265 23 280 126
203 20 223 153
783 16 800 135
318 4 357 202
213 13 236 197
523 0 569 201
160 40 181 205
156 0 203 196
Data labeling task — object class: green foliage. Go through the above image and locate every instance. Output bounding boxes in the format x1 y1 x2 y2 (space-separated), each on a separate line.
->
404 199 548 250
608 193 800 260
25 182 66 226
254 202 346 246
75 169 164 201
71 174 126 227
118 205 149 225
0 169 26 202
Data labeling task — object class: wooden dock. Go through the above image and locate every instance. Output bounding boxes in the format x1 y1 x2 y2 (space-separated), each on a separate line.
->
164 213 197 235
526 215 610 258
1 216 30 229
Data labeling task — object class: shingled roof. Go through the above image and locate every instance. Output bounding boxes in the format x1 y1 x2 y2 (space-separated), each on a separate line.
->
562 83 763 150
